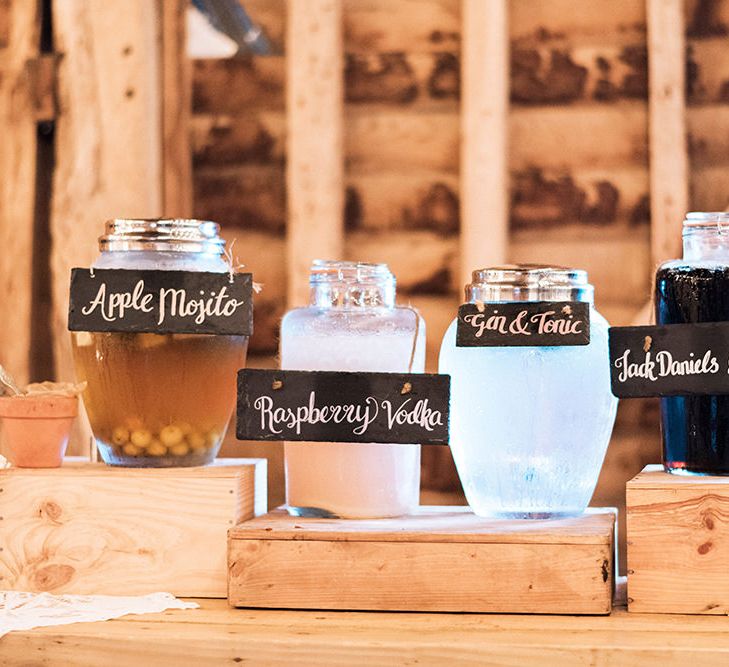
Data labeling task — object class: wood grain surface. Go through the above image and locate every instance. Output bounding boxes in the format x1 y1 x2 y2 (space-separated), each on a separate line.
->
161 0 193 217
6 597 729 665
0 0 40 387
50 0 164 385
628 465 729 614
0 458 266 597
285 0 344 307
230 506 615 543
647 0 689 266
459 0 509 285
229 507 615 614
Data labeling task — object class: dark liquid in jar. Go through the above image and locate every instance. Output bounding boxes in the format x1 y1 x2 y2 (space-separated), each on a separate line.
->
655 265 729 473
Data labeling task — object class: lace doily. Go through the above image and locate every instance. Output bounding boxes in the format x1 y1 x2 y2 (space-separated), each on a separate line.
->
0 591 198 638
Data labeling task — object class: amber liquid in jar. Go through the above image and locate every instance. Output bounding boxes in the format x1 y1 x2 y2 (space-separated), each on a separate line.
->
72 331 247 467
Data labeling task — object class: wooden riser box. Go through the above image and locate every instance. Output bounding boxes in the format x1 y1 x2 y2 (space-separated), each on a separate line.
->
627 464 729 614
228 507 616 614
0 458 266 597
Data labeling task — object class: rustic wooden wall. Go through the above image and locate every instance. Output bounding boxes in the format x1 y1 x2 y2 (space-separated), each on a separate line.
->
197 0 729 567
192 0 660 361
0 0 192 458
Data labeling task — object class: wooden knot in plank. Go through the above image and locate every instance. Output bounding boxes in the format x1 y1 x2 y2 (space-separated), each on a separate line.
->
33 563 75 591
39 500 63 522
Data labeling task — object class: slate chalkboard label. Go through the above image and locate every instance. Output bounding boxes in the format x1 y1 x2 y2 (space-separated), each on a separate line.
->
456 301 590 347
237 369 450 445
68 268 253 336
609 323 729 398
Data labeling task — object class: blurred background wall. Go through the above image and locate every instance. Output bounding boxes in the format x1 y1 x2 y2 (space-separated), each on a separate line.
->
2 0 729 568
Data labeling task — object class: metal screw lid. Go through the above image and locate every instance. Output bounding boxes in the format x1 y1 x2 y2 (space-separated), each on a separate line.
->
683 212 729 227
99 219 226 254
465 264 593 303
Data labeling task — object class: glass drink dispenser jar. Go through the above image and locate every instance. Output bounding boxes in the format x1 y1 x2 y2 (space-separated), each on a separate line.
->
71 219 249 467
439 265 617 518
280 260 425 518
656 212 729 474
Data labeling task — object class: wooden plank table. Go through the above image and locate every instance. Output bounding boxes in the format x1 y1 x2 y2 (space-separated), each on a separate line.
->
3 594 729 665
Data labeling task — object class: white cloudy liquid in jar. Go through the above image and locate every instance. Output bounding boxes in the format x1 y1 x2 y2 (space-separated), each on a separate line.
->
281 304 425 519
438 267 617 519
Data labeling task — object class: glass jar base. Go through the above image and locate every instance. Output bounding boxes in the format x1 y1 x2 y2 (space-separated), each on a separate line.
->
473 510 584 520
98 443 219 468
664 465 729 476
285 504 415 519
102 456 214 468
286 505 339 518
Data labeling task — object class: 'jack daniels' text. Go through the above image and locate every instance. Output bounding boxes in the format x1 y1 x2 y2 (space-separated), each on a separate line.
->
456 301 590 347
68 268 253 336
608 323 729 398
237 369 450 445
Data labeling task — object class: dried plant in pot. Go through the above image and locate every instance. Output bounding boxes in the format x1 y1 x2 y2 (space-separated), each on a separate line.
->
0 367 86 468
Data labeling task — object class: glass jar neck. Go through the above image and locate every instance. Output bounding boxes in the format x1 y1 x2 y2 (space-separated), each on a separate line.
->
465 265 594 303
683 212 729 261
94 249 229 272
309 260 396 308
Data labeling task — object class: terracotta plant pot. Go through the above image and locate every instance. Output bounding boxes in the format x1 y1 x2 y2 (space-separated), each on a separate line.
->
0 395 78 468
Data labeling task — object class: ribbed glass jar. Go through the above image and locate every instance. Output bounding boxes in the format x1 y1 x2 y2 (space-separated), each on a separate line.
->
439 265 617 518
71 219 248 467
280 260 425 518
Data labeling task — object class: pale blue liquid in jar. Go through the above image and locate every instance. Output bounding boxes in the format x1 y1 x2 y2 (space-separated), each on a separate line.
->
438 266 618 519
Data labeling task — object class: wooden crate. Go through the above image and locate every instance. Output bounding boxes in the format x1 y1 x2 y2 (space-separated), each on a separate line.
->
0 458 266 597
228 506 616 614
627 464 729 614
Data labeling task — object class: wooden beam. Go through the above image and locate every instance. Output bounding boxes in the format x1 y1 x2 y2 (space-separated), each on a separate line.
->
27 53 58 122
0 1 10 48
285 0 344 306
161 0 193 217
50 1 164 453
50 0 164 381
647 0 689 266
459 0 509 287
0 0 40 386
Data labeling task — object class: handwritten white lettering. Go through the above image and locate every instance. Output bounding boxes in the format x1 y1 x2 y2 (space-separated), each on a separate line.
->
252 391 444 437
462 306 585 338
529 310 583 335
382 397 443 432
614 348 719 383
79 278 246 326
462 312 507 337
81 280 154 322
158 285 246 325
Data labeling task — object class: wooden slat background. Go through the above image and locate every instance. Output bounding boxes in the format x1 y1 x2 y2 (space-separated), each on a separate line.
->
193 0 665 362
459 0 509 285
285 0 344 307
648 0 689 265
201 0 729 569
0 0 40 388
50 0 164 386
